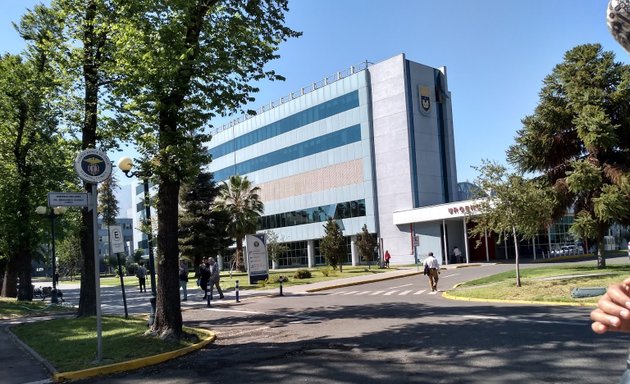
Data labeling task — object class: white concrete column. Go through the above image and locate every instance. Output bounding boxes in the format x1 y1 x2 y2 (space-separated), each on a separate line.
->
272 259 278 270
307 240 315 268
442 220 449 265
484 229 490 262
463 217 470 263
351 236 358 266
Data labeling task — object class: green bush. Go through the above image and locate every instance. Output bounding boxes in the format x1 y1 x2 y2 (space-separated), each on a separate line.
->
320 266 334 277
293 269 311 279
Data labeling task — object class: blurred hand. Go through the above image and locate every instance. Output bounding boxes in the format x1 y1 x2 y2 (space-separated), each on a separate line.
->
591 277 630 334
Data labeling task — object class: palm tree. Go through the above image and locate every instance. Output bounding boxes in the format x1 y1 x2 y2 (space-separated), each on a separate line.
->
213 175 264 271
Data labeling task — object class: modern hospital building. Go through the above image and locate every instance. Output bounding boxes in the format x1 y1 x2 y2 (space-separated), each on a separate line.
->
206 53 476 267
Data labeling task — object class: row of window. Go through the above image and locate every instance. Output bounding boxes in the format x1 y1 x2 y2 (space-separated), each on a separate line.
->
210 91 360 159
213 124 362 181
258 199 366 230
273 238 353 268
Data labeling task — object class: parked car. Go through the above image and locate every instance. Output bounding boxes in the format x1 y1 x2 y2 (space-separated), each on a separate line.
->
550 244 584 257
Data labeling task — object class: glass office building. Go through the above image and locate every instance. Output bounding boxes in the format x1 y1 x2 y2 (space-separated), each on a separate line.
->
207 54 459 267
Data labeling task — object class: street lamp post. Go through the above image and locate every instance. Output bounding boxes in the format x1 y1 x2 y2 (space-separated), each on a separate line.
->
117 157 157 298
35 205 67 303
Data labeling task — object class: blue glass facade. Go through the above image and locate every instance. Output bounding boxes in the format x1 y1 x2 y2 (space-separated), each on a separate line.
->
259 199 366 230
213 124 361 181
210 91 360 159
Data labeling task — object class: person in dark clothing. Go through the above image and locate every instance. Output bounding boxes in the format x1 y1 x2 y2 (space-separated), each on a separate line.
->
198 260 211 299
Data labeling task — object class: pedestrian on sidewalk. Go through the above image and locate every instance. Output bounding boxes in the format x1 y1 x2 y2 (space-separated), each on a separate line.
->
423 252 440 292
198 258 211 299
384 250 391 268
179 259 189 301
453 246 463 264
136 261 147 293
208 257 224 299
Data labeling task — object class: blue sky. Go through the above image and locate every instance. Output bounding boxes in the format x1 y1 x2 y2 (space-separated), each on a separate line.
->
2 0 628 184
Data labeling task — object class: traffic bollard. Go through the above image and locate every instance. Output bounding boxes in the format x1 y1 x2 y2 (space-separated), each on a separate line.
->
235 280 240 302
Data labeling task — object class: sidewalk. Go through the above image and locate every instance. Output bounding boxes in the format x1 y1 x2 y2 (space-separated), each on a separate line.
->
0 265 456 384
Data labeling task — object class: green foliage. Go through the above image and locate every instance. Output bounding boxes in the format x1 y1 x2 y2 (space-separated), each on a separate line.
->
355 224 377 265
507 43 630 264
179 171 232 268
98 176 120 226
319 218 346 272
293 269 311 279
213 175 264 271
265 230 289 263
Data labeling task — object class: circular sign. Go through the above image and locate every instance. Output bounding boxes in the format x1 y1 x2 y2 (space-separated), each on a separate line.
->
74 149 112 183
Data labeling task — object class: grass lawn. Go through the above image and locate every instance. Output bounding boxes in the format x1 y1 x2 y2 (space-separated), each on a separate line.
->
449 264 630 304
0 297 74 319
10 316 206 372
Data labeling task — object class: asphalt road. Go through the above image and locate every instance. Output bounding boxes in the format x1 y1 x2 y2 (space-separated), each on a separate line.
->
64 263 630 384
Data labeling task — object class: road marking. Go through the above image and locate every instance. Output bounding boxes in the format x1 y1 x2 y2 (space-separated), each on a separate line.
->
463 315 508 320
441 273 459 278
369 290 385 295
413 290 426 295
462 314 585 327
383 290 399 296
390 283 413 289
205 308 264 315
342 291 360 295
399 290 413 295
356 291 371 295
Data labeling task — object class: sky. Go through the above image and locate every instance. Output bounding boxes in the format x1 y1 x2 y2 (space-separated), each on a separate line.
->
1 0 628 184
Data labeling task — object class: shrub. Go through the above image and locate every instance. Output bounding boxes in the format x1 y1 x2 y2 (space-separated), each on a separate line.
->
293 269 311 279
273 275 289 283
320 266 334 277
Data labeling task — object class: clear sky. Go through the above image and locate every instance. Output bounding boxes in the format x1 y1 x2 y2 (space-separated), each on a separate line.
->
1 0 627 184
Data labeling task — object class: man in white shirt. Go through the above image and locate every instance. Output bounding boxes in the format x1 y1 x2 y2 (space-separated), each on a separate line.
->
423 252 440 292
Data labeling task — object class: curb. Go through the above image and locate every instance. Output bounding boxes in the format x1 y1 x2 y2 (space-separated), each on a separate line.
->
441 290 598 307
305 270 423 293
52 327 216 382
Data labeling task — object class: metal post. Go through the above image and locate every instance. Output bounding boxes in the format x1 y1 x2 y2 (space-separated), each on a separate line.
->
50 212 59 304
116 253 128 318
91 184 102 362
235 280 240 302
279 277 284 296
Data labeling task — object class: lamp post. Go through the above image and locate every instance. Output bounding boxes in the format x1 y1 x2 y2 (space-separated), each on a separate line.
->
117 157 157 298
35 205 67 303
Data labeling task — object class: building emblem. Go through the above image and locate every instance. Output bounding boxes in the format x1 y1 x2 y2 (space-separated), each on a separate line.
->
74 148 112 184
419 85 431 116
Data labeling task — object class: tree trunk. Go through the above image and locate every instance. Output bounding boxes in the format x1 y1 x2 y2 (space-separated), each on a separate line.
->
152 109 183 339
236 238 245 272
77 0 99 317
1 260 18 298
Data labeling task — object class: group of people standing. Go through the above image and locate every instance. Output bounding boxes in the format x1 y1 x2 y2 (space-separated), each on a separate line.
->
195 257 224 300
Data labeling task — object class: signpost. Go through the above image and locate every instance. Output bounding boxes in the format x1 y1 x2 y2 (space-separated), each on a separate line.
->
246 234 269 284
74 148 112 362
109 225 128 318
48 192 88 207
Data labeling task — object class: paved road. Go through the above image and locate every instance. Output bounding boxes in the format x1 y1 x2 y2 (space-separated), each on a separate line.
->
65 264 630 384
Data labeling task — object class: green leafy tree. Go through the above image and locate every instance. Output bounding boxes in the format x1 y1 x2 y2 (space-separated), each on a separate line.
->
265 230 289 266
98 175 120 273
57 231 81 280
355 224 377 269
179 171 232 269
507 44 630 269
107 1 298 338
0 9 74 300
469 161 555 287
320 218 347 272
214 175 265 272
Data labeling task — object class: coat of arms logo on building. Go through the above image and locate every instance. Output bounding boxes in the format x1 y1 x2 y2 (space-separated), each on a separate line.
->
419 85 431 116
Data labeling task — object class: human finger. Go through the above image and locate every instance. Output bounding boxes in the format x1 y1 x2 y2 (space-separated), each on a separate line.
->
605 285 630 310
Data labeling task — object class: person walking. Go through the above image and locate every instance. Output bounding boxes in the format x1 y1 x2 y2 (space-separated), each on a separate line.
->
136 261 147 293
208 257 225 299
179 259 189 301
198 259 211 299
423 252 440 292
384 250 391 268
453 246 463 264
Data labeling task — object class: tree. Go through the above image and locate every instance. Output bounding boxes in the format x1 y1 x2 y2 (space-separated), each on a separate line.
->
214 175 265 272
108 1 298 338
469 161 555 287
320 218 347 272
507 44 630 269
355 224 377 269
179 171 232 269
0 6 74 300
98 175 120 272
265 230 289 267
57 232 81 280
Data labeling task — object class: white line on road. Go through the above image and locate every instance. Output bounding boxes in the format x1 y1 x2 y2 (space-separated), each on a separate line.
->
342 291 360 295
413 290 426 295
399 290 413 295
390 283 413 289
383 290 399 296
369 291 385 295
440 273 459 278
356 291 371 295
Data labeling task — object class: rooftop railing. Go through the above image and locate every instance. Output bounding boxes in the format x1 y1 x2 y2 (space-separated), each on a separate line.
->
210 60 372 135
